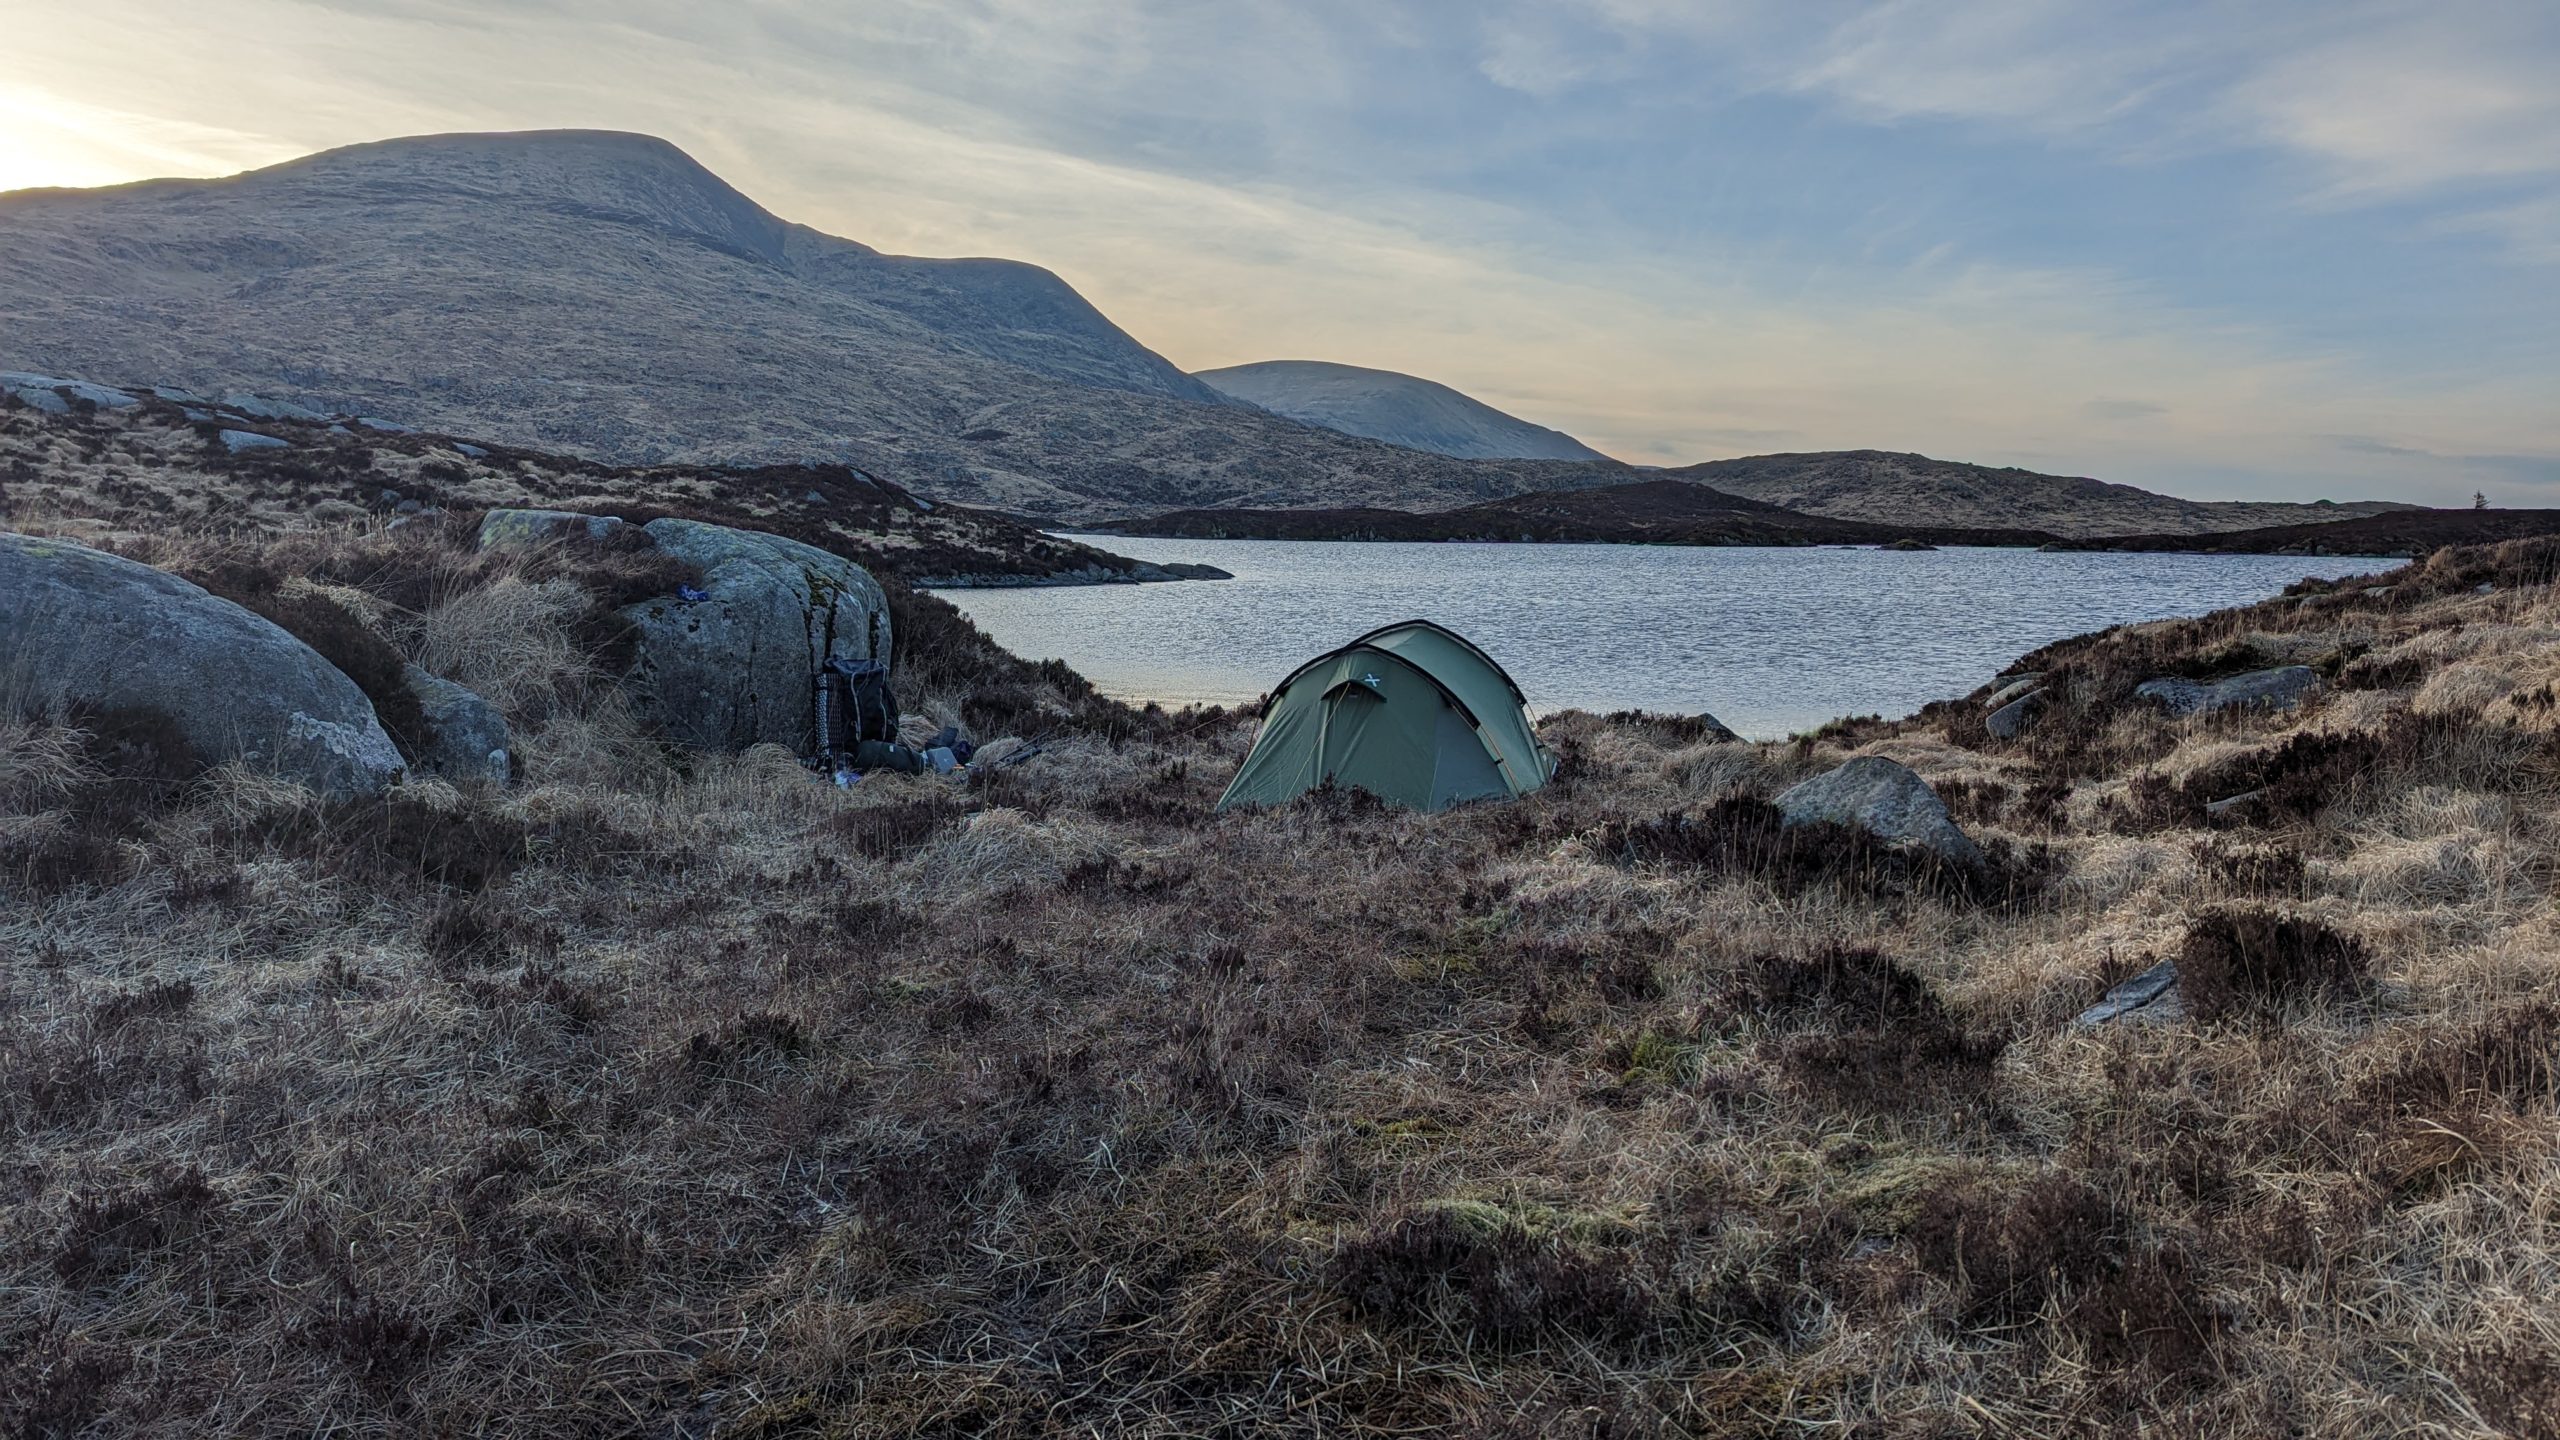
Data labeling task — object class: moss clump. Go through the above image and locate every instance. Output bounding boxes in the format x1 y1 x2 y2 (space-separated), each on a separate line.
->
1622 1027 1706 1084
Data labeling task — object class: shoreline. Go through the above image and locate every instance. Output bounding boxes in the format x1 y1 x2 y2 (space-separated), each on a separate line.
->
1073 524 2436 560
1068 504 2549 560
918 559 1232 589
1040 530 2408 566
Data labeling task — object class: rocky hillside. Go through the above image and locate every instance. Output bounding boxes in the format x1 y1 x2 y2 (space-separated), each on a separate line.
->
0 131 1624 521
1195 360 1613 462
0 372 1210 587
1673 449 2410 539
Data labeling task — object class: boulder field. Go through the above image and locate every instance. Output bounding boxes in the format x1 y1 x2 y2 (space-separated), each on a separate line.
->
3 511 893 794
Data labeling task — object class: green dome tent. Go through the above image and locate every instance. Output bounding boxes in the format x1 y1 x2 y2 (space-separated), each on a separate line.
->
1216 619 1554 813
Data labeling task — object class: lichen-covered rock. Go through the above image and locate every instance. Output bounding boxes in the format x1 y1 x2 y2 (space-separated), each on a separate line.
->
476 508 632 548
2134 666 2319 718
0 532 403 797
1776 755 1984 867
473 510 893 752
403 665 511 784
619 518 891 753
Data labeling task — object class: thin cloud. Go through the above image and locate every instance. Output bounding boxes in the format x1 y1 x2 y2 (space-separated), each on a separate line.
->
2232 8 2560 197
2329 434 2560 489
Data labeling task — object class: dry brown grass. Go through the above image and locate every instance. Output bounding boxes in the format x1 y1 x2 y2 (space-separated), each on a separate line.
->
8 496 2560 1435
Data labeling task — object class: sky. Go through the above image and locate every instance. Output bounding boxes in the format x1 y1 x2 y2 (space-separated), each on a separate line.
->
5 0 2557 505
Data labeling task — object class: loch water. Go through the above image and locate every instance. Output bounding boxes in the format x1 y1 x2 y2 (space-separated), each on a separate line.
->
937 537 2397 739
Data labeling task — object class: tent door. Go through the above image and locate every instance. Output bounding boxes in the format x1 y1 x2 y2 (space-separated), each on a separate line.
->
1428 700 1510 807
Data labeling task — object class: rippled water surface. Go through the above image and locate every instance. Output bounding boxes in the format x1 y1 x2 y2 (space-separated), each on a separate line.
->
937 538 2396 738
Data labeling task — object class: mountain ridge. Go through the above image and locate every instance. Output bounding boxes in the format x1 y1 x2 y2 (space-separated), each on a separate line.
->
0 128 1613 519
0 129 2412 535
1195 359 1612 462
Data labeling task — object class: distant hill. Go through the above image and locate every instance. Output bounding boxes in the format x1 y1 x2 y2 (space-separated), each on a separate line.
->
0 130 1621 521
1194 360 1612 462
1094 477 2052 548
2060 507 2560 556
1670 450 2412 539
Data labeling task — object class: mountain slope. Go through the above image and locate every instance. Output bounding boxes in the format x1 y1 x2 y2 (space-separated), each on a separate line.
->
1195 359 1611 462
0 130 1622 519
1673 450 2409 539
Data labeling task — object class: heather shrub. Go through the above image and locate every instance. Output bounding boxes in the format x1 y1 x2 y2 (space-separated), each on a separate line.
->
1598 797 2048 906
2176 908 2372 1021
1745 946 2007 1113
1326 1207 1662 1348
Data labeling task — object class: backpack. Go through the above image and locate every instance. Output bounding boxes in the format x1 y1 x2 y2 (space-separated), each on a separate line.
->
815 657 897 757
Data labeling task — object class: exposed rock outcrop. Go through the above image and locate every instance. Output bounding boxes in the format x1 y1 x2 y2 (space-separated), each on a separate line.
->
3 371 138 411
1776 756 1984 867
0 532 403 797
2134 666 2320 718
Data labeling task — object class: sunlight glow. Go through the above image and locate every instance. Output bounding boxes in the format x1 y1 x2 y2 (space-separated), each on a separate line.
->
0 85 290 193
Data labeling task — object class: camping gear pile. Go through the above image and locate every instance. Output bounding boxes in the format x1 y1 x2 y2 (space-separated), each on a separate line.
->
811 657 974 784
1218 619 1553 813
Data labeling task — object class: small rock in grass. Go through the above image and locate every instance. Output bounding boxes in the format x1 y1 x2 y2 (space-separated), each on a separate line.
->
1986 689 2043 740
2075 959 2182 1026
1776 755 1984 867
